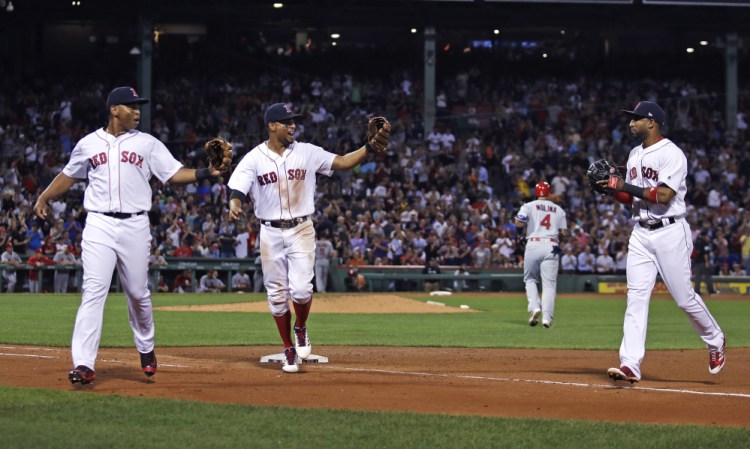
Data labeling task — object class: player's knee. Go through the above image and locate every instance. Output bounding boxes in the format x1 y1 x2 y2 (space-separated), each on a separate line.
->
292 295 312 305
268 295 290 317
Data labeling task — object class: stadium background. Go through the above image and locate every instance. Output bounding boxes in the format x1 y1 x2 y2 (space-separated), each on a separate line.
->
0 3 750 447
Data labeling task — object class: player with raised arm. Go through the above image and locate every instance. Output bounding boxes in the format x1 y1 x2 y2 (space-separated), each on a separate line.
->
227 103 390 373
34 86 231 385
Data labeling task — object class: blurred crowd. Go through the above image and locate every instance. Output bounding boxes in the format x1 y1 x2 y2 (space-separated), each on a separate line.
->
1 50 749 293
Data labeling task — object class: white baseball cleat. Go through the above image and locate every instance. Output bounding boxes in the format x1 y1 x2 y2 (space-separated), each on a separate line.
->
529 309 541 327
282 347 300 373
542 320 552 328
294 326 312 359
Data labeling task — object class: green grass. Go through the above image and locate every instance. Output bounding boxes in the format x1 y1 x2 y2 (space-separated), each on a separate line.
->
0 293 745 350
1 292 748 449
1 386 748 449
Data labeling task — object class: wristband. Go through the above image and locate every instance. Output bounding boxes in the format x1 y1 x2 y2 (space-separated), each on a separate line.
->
621 182 644 199
365 142 373 153
196 168 219 183
614 191 633 206
647 187 659 204
196 168 211 181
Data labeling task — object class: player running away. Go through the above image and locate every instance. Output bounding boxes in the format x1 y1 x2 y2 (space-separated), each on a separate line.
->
515 181 568 329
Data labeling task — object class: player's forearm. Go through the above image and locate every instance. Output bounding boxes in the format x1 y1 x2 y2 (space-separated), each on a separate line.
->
37 173 77 204
331 146 368 170
168 168 214 185
618 182 674 204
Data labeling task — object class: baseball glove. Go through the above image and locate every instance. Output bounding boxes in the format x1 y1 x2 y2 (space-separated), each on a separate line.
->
366 116 391 153
586 159 621 196
204 137 233 173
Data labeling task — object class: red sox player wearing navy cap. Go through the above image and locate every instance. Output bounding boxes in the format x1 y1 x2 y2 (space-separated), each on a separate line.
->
34 86 226 386
601 100 726 383
227 102 391 373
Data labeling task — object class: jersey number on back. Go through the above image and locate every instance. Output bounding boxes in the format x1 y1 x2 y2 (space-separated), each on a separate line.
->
540 214 551 230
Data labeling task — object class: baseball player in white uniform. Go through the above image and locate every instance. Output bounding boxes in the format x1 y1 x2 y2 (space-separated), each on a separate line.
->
515 182 568 328
34 86 227 385
227 103 390 373
603 101 725 383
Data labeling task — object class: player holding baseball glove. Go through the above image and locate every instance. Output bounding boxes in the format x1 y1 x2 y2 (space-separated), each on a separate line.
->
227 103 390 373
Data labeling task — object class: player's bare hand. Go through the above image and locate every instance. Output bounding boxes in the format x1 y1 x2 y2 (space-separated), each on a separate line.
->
33 199 48 220
229 206 244 222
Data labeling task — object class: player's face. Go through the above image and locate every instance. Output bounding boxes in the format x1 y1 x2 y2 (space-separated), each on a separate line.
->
270 119 296 145
628 117 653 141
112 103 142 131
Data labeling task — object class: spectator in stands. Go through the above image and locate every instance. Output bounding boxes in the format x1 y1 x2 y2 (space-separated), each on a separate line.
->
472 239 492 268
561 247 577 273
595 248 615 274
614 242 628 275
218 223 237 258
25 221 45 254
148 247 168 267
197 269 225 293
730 263 746 276
577 245 595 273
2 243 22 292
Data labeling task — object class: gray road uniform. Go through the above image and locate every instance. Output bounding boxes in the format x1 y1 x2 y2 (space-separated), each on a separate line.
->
515 194 567 327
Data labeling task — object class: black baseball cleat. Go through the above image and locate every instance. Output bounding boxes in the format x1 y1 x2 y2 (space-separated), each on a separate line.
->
69 365 96 385
140 350 157 377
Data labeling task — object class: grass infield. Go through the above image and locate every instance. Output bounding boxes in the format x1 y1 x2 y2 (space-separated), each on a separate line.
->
0 292 748 448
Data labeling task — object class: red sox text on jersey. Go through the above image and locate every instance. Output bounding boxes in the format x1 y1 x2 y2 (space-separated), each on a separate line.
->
256 169 307 186
89 151 144 169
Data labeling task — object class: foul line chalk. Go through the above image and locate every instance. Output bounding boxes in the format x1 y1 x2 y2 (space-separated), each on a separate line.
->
335 367 750 399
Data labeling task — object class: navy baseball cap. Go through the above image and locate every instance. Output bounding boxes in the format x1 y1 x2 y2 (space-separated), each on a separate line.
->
264 103 302 125
622 101 665 126
106 86 150 108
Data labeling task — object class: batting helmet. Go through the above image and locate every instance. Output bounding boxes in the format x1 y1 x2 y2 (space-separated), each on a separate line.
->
534 181 550 198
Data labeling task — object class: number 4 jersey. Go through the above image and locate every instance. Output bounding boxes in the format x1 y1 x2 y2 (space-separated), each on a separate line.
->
515 199 567 239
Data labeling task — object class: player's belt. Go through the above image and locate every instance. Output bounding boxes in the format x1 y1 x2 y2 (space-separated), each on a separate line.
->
638 217 676 231
96 211 146 219
262 215 311 229
528 237 558 243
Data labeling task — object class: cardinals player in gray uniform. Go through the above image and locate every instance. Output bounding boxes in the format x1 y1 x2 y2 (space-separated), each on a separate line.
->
34 86 227 385
603 101 725 383
227 103 390 373
515 182 568 328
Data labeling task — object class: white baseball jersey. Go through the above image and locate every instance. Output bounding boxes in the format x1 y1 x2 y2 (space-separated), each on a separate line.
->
63 129 183 213
617 137 723 380
62 127 182 370
625 138 687 222
227 141 336 220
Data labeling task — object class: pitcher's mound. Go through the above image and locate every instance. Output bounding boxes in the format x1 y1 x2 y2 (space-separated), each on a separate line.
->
156 294 477 314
